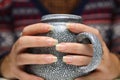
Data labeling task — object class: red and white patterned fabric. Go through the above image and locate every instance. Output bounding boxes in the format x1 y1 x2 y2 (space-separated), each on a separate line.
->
0 0 120 55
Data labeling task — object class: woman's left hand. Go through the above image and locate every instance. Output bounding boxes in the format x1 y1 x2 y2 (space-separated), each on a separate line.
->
56 23 120 80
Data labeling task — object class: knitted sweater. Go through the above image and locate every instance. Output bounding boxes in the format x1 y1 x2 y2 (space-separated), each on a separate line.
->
0 0 120 56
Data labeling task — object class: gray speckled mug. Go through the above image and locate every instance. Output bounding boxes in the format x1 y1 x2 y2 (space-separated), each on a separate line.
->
26 14 103 80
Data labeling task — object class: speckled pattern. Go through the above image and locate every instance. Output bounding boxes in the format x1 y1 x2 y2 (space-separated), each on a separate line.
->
26 14 103 80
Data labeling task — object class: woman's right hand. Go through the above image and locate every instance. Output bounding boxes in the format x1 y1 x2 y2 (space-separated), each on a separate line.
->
1 23 58 80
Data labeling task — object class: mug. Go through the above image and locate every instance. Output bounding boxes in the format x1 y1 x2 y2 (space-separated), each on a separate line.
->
26 14 102 80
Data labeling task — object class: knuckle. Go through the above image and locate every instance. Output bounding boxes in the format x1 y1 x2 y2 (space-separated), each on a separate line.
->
16 55 23 65
16 54 27 65
17 36 26 45
22 26 28 34
94 29 100 36
12 36 28 53
16 54 22 61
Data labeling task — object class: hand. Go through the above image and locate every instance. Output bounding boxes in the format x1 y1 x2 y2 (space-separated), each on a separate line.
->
56 23 120 80
1 23 58 80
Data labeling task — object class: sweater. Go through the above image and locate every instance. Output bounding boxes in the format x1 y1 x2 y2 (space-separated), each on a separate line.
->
0 0 120 56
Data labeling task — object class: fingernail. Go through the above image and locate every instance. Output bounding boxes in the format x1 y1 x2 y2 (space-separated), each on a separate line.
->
49 25 54 31
56 44 65 51
66 23 75 26
48 56 57 63
20 32 23 36
66 23 71 29
63 56 72 63
47 39 58 45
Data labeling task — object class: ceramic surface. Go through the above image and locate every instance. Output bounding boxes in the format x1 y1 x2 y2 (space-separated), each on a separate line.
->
27 14 102 80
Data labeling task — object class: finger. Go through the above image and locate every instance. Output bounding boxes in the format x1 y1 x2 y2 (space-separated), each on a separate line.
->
56 43 93 56
75 71 109 80
14 36 58 52
63 55 92 66
67 23 99 34
16 53 57 65
14 68 44 80
75 71 100 80
67 23 109 54
67 23 103 42
75 60 113 80
22 23 53 36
